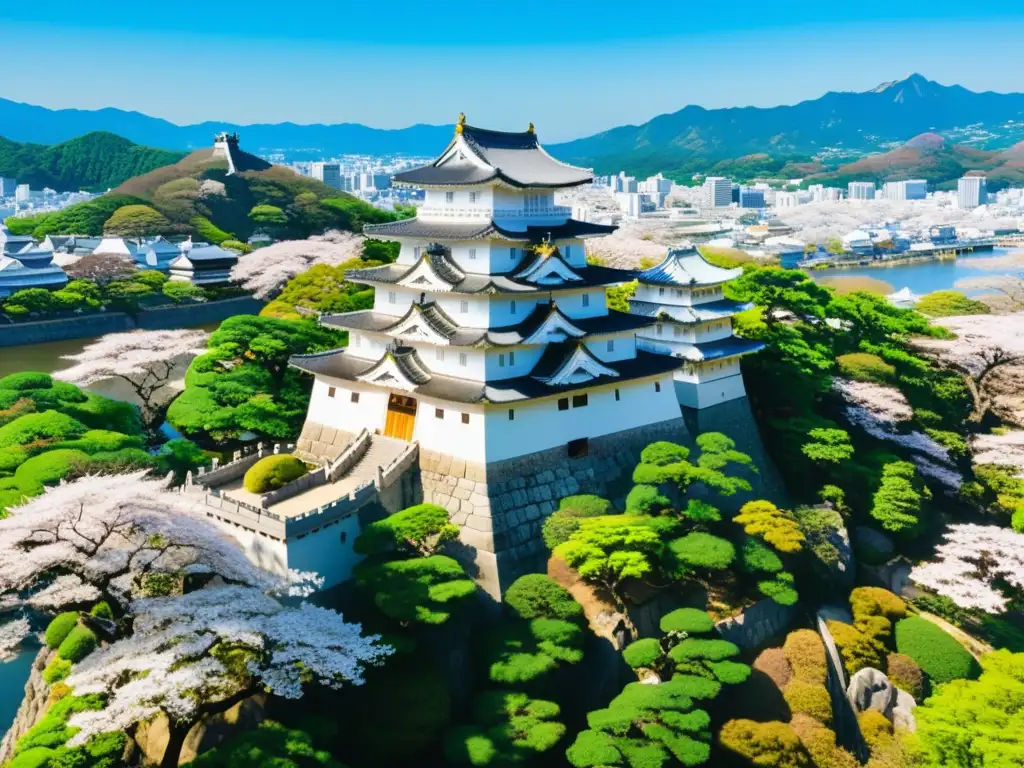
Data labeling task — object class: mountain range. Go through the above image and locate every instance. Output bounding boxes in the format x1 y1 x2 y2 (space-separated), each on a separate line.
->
4 75 1024 168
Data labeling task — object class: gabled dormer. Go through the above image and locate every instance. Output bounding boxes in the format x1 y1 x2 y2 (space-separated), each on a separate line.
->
532 342 619 387
356 347 432 392
518 302 588 345
513 243 585 286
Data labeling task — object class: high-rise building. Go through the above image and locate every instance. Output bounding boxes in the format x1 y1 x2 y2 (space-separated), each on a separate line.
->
0 178 16 198
774 192 800 208
15 185 31 204
883 180 927 201
957 176 987 209
738 187 765 209
704 177 732 208
309 162 342 190
638 174 672 196
848 182 876 201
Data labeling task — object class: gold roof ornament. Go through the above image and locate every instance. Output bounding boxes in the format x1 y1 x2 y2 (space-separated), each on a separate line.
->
534 241 555 259
527 122 535 134
455 112 466 135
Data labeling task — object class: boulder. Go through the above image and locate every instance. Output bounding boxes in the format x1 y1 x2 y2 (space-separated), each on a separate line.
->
134 694 267 766
847 668 896 720
892 689 917 732
853 527 894 564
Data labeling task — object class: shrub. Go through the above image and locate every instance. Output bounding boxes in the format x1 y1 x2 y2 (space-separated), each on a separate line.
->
44 613 79 649
42 657 72 684
559 494 612 517
667 532 736 574
735 500 805 553
836 353 896 384
503 574 584 623
783 629 827 685
243 454 308 493
857 710 893 751
916 290 989 318
57 626 98 663
7 747 56 768
625 484 670 515
15 449 91 489
742 537 784 574
355 503 458 557
894 617 980 684
789 714 859 768
850 587 905 644
753 648 793 690
622 638 662 670
783 680 832 725
0 372 54 391
758 573 800 606
15 693 105 753
660 607 715 635
718 719 811 768
542 495 616 548
827 620 885 677
885 652 925 700
55 429 144 454
870 461 929 536
89 602 114 620
0 411 88 450
541 514 581 550
186 720 339 767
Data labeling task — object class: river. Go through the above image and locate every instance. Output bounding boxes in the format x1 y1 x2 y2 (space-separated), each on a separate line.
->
811 247 1024 295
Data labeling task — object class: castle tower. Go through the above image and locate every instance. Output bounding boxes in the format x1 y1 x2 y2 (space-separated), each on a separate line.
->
290 118 688 596
629 247 765 409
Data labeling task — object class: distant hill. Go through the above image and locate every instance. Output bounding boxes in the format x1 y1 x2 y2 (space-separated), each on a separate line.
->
0 97 454 158
804 133 1024 190
5 134 400 241
0 132 185 192
549 74 1024 175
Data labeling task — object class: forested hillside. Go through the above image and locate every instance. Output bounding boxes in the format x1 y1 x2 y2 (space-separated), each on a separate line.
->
0 132 184 192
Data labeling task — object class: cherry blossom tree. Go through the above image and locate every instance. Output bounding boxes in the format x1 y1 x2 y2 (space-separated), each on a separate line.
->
56 329 209 430
66 584 391 768
230 230 365 299
0 473 317 658
910 523 1024 613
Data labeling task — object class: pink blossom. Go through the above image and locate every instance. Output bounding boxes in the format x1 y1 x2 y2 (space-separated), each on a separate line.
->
230 231 365 299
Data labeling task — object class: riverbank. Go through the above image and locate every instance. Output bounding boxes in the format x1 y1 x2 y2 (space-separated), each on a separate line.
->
803 243 993 272
0 295 264 348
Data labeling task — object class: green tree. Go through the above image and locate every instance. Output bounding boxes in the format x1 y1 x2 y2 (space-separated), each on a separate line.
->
800 428 854 466
916 290 990 318
729 267 832 330
355 503 459 557
249 204 289 231
102 204 173 237
734 500 805 554
185 720 345 767
870 461 930 536
915 649 1024 768
445 691 566 766
719 719 811 768
354 555 477 626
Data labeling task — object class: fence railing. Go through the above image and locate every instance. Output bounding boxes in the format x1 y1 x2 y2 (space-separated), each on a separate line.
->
377 441 419 489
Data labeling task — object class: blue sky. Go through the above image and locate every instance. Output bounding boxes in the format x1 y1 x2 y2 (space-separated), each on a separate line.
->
4 1 1024 141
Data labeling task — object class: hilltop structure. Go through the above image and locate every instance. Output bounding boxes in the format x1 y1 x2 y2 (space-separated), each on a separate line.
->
290 117 687 595
630 248 764 408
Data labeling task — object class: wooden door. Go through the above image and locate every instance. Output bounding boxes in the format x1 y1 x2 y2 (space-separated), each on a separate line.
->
384 394 417 441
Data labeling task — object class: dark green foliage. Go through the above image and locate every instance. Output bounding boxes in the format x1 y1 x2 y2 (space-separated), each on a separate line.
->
741 537 784 574
56 626 97 663
870 460 930 536
154 439 208 483
566 677 717 767
243 454 308 493
445 691 565 766
631 434 753 500
894 617 980 684
482 617 585 685
15 449 90 489
168 315 342 442
622 638 662 670
0 132 184 194
355 554 477 625
45 613 79 649
184 720 345 767
503 574 584 623
0 411 87 450
10 194 148 238
666 532 736 576
355 503 459 557
14 694 107 754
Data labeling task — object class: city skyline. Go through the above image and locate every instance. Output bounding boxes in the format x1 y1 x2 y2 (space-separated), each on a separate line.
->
3 2 1024 141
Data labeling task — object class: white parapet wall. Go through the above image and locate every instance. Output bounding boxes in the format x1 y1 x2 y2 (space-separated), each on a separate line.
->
674 371 748 409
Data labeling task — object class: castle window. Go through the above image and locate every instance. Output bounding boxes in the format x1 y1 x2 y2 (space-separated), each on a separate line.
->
388 291 396 305
436 348 445 362
327 387 336 398
462 413 470 424
655 381 662 393
351 392 360 404
498 354 506 368
568 438 589 459
459 353 468 366
615 388 621 401
414 246 421 259
469 192 478 204
656 324 664 335
435 408 444 419
460 301 469 314
354 335 361 347
509 351 515 365
510 300 517 315
606 339 614 352
564 245 571 259
340 531 347 544
558 398 569 411
445 191 454 204
572 394 588 408
582 294 590 308
674 326 682 338
510 247 517 260
468 248 476 260
676 289 684 298
659 287 665 297
508 409 515 421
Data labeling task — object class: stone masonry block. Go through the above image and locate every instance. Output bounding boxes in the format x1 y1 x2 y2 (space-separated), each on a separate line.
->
449 458 466 478
453 487 472 501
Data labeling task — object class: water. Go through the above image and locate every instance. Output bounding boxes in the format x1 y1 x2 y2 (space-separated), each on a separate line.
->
811 248 1024 296
0 645 38 737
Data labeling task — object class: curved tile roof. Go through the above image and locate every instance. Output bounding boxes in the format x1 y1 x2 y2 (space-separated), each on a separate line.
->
638 247 743 286
362 217 616 241
628 298 753 323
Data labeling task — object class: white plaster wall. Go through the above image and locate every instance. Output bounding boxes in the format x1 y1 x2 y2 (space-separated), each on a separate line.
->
483 376 681 463
287 515 364 588
555 289 607 320
584 332 637 363
484 346 545 379
488 296 541 327
634 284 725 307
559 239 587 268
434 294 491 328
217 523 289 577
306 377 389 434
411 342 486 380
642 319 734 344
411 397 486 461
674 372 747 409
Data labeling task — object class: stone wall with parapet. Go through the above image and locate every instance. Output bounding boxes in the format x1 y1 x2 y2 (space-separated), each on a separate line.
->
421 417 689 598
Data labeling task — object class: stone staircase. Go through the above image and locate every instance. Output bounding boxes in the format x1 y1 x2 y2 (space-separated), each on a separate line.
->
333 435 410 494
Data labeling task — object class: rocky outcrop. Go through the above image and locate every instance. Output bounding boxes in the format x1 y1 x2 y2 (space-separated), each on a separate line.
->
134 694 267 766
892 689 917 732
847 668 897 720
0 646 55 764
715 599 798 651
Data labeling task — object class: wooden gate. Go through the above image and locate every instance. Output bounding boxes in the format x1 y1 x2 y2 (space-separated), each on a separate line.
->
384 394 417 441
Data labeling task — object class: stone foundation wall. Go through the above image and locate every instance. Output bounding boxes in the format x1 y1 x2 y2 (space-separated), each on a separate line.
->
420 417 689 598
